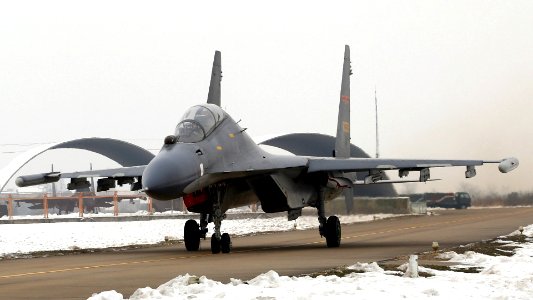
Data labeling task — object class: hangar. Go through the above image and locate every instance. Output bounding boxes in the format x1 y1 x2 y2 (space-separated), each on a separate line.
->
0 138 154 193
0 134 396 197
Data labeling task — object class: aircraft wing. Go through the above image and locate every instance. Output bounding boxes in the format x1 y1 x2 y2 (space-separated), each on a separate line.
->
15 165 146 188
307 158 487 173
184 155 518 193
60 166 146 178
307 157 518 182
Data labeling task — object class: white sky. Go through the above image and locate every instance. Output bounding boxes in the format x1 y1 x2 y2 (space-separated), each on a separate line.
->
0 0 531 194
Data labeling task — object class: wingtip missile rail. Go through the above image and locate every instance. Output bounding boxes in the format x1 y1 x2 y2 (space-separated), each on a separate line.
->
15 172 61 187
498 157 519 173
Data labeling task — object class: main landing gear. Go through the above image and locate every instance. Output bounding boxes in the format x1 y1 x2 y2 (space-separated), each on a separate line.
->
183 188 232 254
184 219 201 251
317 188 341 248
324 215 341 247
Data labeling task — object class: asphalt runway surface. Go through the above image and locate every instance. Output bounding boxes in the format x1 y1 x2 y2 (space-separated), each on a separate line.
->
1 207 533 299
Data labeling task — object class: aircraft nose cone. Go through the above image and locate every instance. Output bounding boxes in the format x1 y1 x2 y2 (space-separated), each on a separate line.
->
142 147 200 200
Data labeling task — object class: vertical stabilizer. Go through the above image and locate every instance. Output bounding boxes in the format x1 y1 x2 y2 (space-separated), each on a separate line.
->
207 50 222 106
334 45 352 158
335 46 354 214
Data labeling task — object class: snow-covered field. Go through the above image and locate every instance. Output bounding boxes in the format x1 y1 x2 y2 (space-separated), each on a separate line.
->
86 224 533 300
0 213 394 257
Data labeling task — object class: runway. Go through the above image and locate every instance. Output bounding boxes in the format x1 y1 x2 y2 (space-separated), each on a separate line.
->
1 207 532 299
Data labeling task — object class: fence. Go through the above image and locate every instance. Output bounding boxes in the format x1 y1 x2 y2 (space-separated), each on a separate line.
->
2 192 153 220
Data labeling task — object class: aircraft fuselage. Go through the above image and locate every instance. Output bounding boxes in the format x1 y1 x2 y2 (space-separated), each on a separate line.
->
142 105 340 215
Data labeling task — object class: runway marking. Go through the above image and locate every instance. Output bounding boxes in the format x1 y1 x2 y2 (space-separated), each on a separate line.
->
1 208 530 280
0 254 211 279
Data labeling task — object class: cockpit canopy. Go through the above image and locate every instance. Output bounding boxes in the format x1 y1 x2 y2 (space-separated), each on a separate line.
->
175 104 226 143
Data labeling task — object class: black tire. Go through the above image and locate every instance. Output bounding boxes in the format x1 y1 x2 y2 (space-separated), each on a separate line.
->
325 215 341 248
184 219 200 251
221 233 231 253
211 233 221 254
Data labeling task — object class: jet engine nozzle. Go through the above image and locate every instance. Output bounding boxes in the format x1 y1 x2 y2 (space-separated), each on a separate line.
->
498 157 519 173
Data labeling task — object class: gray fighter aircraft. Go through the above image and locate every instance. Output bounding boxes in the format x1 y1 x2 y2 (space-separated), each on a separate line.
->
16 46 519 254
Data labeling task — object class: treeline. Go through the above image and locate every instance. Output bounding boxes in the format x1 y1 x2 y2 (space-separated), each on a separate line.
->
472 191 533 207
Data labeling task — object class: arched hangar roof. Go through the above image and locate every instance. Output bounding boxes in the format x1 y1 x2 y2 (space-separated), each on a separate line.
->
0 138 155 193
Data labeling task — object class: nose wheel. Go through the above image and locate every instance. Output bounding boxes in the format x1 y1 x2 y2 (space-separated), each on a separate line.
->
210 188 232 254
221 233 231 253
210 232 231 254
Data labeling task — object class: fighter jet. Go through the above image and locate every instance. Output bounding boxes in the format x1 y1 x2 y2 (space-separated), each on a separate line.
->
16 46 519 254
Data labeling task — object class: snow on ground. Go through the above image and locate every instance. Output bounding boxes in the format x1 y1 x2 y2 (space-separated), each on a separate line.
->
0 213 395 257
87 225 533 300
3 212 533 299
0 209 180 220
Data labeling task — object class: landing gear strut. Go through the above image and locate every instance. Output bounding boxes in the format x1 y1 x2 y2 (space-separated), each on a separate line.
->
200 212 208 238
183 187 232 253
317 187 341 248
210 188 231 254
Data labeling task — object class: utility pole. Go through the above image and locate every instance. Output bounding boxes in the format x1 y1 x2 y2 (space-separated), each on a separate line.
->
89 163 95 194
51 164 57 197
375 87 380 158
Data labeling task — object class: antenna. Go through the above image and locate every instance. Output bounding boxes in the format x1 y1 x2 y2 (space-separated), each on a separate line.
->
375 87 380 158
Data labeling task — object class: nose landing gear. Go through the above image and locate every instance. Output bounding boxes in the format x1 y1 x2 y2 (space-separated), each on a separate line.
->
210 232 232 254
210 190 231 254
183 186 232 254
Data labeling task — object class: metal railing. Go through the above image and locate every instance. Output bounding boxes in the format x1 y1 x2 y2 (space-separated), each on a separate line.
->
2 192 153 219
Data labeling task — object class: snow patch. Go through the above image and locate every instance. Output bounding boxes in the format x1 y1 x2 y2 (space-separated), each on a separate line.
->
88 224 533 300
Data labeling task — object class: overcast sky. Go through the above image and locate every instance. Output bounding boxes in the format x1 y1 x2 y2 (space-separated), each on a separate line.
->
0 0 531 194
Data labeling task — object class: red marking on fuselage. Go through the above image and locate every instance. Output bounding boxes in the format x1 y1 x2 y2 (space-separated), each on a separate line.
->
183 190 208 209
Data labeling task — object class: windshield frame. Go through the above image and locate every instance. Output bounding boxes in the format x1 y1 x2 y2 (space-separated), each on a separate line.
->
175 104 226 143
